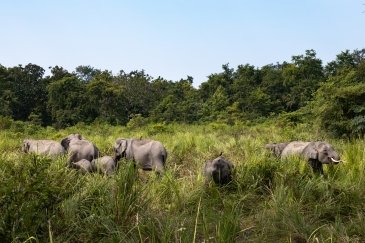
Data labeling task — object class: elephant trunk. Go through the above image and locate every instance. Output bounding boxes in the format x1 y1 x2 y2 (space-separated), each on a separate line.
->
113 154 121 162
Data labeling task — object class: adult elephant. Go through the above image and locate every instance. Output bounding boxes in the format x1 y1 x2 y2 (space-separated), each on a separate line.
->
266 141 342 174
22 139 65 157
113 138 167 175
61 134 99 167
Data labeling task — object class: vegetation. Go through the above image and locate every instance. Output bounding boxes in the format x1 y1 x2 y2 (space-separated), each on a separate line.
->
1 49 365 138
0 121 365 242
1 48 365 242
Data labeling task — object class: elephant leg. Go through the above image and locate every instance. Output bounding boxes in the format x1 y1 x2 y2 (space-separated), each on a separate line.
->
308 159 324 175
67 153 78 168
153 162 165 176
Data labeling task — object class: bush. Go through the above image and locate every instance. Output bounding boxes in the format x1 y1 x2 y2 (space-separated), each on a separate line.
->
0 155 78 242
127 114 148 129
311 82 365 138
0 116 12 129
146 123 170 136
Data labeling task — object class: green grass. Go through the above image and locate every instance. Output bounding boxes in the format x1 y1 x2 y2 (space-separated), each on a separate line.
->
0 122 364 242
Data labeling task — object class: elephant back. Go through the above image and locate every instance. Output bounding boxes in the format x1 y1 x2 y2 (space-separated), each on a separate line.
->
281 141 311 158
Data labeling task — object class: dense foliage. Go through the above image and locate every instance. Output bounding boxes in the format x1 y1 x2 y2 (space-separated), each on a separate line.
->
1 49 365 137
1 122 365 242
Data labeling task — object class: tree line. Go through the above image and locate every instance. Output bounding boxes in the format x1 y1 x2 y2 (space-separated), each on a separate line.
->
1 49 364 137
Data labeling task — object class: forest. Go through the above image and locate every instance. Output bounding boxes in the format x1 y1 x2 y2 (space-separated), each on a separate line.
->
1 48 365 137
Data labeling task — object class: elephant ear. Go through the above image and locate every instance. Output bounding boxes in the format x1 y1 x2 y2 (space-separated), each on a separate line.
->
203 160 213 176
22 140 30 152
61 138 70 150
120 140 128 153
115 138 127 153
304 143 318 160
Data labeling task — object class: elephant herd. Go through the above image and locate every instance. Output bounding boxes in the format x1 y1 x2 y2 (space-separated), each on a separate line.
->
22 134 344 185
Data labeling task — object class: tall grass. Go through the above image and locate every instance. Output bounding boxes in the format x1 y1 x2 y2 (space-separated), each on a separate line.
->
0 122 364 242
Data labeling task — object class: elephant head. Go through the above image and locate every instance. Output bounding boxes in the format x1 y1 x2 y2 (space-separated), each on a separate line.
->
113 138 128 161
204 155 234 186
303 141 342 165
61 133 83 150
72 159 93 173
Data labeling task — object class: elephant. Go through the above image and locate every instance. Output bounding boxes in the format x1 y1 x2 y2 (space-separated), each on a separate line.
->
264 142 289 157
266 141 342 174
113 138 167 174
22 139 65 157
71 159 93 174
203 155 234 185
91 156 116 176
61 134 99 167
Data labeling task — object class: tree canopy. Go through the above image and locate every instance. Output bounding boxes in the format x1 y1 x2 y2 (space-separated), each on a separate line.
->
1 48 364 137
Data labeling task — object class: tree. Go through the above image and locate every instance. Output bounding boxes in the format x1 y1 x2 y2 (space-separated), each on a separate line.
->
231 64 262 117
281 50 324 111
48 66 73 81
325 49 365 77
47 76 87 128
7 64 47 122
199 64 234 101
311 54 365 137
260 63 287 113
117 70 156 118
85 71 128 125
74 65 101 82
151 77 201 123
200 85 229 121
0 65 15 117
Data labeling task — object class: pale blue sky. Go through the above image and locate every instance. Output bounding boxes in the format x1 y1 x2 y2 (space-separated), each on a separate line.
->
1 1 364 86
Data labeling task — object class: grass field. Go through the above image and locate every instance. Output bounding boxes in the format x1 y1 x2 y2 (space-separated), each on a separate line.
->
1 121 365 242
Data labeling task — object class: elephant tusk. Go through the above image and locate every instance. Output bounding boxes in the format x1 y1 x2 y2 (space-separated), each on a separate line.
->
330 157 342 163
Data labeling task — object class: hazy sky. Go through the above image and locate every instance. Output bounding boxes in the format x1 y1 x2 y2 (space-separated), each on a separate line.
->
1 0 364 86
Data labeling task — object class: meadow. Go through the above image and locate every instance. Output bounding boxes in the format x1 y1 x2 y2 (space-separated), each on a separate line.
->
1 121 365 242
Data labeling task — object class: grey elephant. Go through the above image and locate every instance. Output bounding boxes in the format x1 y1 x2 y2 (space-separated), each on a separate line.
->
91 156 116 176
72 159 93 174
22 139 65 157
264 142 289 157
61 134 99 167
203 155 234 185
113 138 167 174
266 141 342 174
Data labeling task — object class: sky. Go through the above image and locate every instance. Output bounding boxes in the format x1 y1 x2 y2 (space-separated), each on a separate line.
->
1 0 364 87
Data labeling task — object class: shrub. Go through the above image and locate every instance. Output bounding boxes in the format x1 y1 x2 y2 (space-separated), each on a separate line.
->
311 82 365 138
127 114 148 129
0 116 12 129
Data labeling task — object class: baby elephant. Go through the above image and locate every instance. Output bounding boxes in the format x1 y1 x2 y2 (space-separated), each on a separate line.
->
203 155 234 185
265 141 343 174
91 156 117 176
22 139 65 157
71 159 93 174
